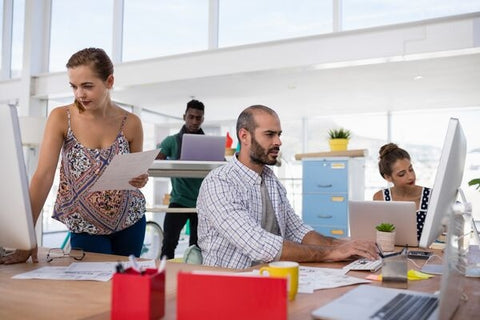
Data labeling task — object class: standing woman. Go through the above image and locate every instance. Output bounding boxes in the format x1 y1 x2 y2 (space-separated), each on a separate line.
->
1 48 148 264
373 143 431 241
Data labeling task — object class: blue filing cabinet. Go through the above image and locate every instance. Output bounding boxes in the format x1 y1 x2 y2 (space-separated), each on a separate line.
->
302 157 365 238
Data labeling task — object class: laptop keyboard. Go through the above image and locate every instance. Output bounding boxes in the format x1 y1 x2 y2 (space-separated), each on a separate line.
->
343 258 383 272
370 293 438 320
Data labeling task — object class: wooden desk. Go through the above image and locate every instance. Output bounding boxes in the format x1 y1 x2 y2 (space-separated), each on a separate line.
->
0 249 478 319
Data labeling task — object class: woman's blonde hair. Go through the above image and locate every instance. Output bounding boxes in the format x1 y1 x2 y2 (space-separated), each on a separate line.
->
66 48 113 112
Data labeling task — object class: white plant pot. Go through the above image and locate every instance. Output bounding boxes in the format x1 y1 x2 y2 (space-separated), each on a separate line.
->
376 230 396 252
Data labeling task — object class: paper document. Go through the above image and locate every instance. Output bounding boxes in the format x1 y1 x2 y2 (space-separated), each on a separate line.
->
12 260 157 282
90 149 159 192
241 266 370 294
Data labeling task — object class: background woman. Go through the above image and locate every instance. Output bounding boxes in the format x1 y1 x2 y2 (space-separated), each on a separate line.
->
373 143 431 241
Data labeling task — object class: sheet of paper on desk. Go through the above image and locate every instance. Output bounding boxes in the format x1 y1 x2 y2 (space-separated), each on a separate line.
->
66 260 156 273
12 260 156 282
298 266 371 293
90 149 160 192
12 266 113 281
241 267 370 294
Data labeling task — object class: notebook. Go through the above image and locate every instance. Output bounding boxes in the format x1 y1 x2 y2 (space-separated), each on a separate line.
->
312 205 465 320
179 134 226 161
349 200 418 247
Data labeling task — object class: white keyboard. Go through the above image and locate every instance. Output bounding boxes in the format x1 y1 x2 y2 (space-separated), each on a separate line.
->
343 258 383 272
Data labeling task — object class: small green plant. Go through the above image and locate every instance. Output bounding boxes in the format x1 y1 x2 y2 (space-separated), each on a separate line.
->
328 128 351 140
468 178 480 191
375 222 395 232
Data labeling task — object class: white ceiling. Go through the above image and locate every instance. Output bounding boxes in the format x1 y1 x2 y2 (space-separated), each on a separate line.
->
111 52 480 122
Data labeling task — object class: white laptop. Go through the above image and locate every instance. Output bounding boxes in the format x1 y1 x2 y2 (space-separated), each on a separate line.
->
349 200 418 247
179 134 226 161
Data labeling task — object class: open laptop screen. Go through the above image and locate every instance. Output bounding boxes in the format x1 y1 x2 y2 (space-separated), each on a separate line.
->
180 134 226 161
349 200 418 247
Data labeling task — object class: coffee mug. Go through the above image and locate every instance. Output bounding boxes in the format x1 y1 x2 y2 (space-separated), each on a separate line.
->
259 261 299 301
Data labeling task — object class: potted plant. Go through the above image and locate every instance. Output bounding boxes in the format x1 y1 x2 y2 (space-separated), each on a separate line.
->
328 128 351 151
375 222 396 252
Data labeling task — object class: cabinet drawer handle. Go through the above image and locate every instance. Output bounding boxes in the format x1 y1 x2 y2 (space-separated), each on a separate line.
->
316 184 333 188
316 215 333 219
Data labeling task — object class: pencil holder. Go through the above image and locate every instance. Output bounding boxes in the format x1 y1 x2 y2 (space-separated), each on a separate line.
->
111 268 165 320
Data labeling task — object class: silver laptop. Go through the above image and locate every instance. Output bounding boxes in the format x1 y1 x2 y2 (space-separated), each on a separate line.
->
179 134 226 161
312 211 465 320
349 200 418 247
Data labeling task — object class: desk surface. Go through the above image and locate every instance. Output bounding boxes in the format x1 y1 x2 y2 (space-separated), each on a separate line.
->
0 249 478 320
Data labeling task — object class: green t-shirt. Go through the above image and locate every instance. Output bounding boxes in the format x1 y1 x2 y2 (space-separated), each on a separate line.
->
158 134 203 208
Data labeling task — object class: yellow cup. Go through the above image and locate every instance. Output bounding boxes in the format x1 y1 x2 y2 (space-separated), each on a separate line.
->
259 261 299 301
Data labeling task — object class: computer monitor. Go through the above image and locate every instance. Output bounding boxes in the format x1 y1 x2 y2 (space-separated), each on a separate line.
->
419 118 467 248
0 105 37 252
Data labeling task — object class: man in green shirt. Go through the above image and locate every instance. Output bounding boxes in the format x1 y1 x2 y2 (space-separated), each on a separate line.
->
156 100 205 259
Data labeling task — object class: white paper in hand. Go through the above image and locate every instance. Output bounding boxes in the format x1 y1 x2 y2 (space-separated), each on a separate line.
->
89 149 159 192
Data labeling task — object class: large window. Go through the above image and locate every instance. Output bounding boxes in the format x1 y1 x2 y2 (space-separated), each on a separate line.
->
342 0 480 31
10 0 24 78
278 108 480 219
49 0 113 72
123 0 209 62
391 108 480 212
0 1 3 71
219 0 332 47
301 109 480 198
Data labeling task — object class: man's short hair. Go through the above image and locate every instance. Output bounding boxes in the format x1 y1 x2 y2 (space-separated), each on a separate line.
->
186 99 205 112
236 105 277 140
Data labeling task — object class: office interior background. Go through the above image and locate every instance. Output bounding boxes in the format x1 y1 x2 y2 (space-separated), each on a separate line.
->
1 0 479 246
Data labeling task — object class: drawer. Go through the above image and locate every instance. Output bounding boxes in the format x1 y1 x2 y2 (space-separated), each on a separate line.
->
302 160 348 193
309 225 348 238
302 194 347 226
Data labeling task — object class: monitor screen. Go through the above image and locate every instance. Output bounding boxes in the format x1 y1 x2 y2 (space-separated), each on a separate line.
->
0 105 37 251
419 118 467 248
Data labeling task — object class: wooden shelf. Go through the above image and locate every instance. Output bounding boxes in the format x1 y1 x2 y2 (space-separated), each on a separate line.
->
295 149 368 160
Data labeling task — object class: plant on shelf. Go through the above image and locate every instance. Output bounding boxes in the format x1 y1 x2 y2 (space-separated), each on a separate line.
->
328 128 351 140
327 128 351 151
375 222 396 252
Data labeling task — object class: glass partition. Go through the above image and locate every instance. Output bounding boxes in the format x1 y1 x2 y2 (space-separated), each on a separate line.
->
49 0 113 72
342 0 480 31
219 0 332 47
123 0 208 62
10 0 24 78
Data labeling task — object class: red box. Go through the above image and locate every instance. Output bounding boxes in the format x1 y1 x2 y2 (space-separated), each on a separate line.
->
111 268 165 320
177 272 287 320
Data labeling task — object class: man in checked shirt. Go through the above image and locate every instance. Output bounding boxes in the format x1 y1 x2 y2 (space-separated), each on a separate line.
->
197 105 378 269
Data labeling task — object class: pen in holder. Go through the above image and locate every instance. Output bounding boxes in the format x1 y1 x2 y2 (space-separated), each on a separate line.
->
381 247 408 289
111 266 165 320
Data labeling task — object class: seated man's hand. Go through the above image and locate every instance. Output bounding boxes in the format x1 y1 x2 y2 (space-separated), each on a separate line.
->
327 240 379 261
0 247 38 265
